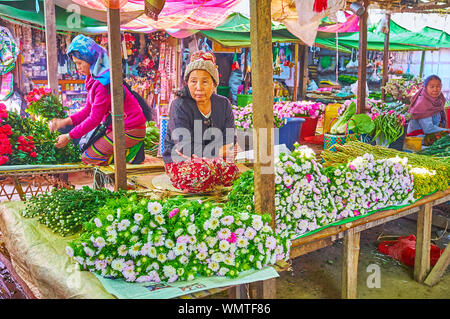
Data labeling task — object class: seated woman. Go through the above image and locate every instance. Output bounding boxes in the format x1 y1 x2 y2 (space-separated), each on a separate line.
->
407 75 449 140
49 34 147 165
162 51 239 193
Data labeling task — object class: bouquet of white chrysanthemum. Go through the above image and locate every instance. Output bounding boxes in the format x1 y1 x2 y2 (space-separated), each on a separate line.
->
325 154 415 220
66 195 289 283
274 144 338 239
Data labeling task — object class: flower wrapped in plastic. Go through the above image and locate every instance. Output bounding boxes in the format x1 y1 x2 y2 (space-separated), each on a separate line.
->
274 144 337 239
325 154 415 220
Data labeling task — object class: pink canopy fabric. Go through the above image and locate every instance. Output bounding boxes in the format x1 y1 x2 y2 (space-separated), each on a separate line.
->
318 13 359 33
72 0 241 30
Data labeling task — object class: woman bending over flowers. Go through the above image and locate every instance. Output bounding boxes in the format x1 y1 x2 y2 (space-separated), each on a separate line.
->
48 34 146 165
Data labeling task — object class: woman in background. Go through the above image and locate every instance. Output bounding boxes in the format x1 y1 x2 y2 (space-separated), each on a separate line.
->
49 34 146 165
407 75 449 137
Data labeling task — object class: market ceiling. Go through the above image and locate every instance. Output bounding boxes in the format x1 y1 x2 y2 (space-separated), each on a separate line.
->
346 0 450 14
69 0 242 30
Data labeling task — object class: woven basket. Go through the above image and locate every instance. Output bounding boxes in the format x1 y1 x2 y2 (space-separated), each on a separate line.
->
324 118 360 152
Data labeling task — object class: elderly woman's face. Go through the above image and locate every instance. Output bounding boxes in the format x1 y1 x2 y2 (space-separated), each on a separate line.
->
72 56 91 76
187 70 216 104
426 79 442 99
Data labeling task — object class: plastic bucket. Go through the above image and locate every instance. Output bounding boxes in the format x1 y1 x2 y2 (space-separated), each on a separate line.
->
237 94 253 107
277 118 305 151
323 103 340 134
297 116 319 141
217 86 230 98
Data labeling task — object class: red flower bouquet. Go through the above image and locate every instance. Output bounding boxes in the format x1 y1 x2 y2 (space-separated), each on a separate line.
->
25 87 68 120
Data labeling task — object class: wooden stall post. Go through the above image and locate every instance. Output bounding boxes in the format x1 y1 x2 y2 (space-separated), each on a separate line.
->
243 48 249 94
414 202 433 282
424 242 450 287
44 0 59 94
341 228 361 299
107 5 127 191
381 13 391 102
298 45 309 100
419 51 426 78
250 0 275 223
293 44 299 101
249 0 276 299
357 0 369 114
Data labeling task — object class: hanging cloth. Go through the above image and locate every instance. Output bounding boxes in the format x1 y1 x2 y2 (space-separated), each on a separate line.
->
0 27 19 76
313 0 328 12
0 72 14 101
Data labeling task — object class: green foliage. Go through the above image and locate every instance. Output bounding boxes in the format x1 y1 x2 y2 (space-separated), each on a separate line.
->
145 121 160 150
348 113 375 135
22 186 128 236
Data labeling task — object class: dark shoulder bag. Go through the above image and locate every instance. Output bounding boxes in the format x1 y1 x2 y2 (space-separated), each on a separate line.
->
80 113 112 153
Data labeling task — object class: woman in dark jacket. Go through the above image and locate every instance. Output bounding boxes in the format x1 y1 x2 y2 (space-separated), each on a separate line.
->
162 51 239 193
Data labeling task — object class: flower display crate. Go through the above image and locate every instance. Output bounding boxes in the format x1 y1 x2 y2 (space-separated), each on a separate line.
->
236 118 305 152
297 116 319 142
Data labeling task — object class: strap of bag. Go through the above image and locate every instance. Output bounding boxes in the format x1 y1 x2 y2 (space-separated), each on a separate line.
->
81 113 112 152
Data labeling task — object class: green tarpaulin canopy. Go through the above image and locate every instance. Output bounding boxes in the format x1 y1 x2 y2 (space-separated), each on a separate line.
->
0 0 106 33
201 13 352 53
332 20 431 51
389 25 450 49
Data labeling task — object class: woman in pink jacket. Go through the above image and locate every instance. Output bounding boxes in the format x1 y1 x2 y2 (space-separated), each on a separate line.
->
49 34 146 165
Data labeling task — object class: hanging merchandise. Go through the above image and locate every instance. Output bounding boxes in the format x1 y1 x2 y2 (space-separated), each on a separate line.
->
232 49 240 71
271 0 345 46
145 0 166 20
0 27 19 76
0 72 14 101
273 46 282 76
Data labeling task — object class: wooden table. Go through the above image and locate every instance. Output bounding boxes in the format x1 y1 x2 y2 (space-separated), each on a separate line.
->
289 189 450 299
0 165 93 201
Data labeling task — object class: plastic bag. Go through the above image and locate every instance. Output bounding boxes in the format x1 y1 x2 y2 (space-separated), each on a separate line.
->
378 235 443 267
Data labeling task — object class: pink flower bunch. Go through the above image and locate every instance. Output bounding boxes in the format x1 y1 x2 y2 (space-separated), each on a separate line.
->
274 100 325 119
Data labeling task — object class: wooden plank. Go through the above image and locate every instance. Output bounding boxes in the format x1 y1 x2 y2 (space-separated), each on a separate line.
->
298 45 309 100
249 0 275 228
228 284 249 299
107 7 127 191
289 237 335 259
357 0 369 114
381 13 390 102
293 44 299 100
12 177 25 201
341 228 361 299
424 242 450 287
249 278 276 299
0 253 36 299
44 0 59 94
414 202 433 283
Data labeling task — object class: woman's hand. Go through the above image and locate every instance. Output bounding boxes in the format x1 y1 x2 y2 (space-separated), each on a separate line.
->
219 143 235 161
54 134 70 149
49 117 72 133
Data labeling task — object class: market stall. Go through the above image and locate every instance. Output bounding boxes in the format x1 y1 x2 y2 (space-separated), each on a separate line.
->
0 0 449 301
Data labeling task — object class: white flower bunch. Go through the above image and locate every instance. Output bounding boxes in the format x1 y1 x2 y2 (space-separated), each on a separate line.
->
66 195 290 284
275 144 337 239
327 154 415 220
